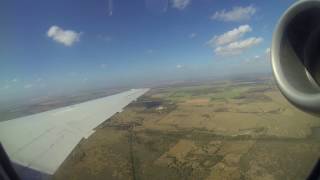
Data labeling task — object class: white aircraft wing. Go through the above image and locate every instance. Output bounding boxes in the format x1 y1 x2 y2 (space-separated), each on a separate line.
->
0 88 149 175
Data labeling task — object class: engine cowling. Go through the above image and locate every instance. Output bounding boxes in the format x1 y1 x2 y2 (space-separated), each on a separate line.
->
272 0 320 113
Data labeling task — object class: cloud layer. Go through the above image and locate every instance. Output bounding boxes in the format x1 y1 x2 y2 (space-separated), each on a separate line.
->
214 37 263 55
47 25 81 46
207 24 251 46
211 5 256 22
208 24 263 56
172 0 191 10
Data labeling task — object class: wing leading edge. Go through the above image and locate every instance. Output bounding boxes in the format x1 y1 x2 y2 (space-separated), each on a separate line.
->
0 88 149 175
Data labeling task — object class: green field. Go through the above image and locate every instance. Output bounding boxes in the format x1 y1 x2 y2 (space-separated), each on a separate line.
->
54 78 320 180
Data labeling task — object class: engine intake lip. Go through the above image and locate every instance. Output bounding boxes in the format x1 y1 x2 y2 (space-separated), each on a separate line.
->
272 0 320 113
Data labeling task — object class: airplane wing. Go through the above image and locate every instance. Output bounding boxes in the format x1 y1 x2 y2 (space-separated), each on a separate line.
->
0 88 149 176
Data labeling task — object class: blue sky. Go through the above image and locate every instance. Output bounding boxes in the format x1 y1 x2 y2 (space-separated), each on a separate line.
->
0 0 294 103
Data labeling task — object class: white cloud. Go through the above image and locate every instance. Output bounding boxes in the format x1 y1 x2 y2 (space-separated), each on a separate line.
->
176 64 183 69
47 25 81 46
12 78 18 83
211 5 256 22
207 25 263 56
172 0 191 10
214 37 263 56
189 33 197 39
207 24 251 46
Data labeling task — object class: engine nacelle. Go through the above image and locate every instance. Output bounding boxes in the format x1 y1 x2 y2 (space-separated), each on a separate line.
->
272 0 320 113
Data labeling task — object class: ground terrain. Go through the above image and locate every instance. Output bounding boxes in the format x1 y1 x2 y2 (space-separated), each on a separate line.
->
53 78 320 180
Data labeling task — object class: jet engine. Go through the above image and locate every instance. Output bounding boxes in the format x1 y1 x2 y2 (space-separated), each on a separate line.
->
272 0 320 113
